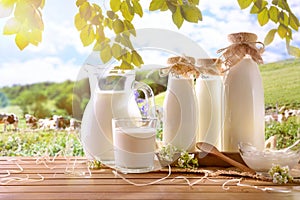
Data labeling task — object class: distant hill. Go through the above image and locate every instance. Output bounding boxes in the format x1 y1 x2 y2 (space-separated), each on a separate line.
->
260 58 300 109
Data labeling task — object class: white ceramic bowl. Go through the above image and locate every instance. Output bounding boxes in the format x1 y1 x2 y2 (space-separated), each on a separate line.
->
239 141 300 172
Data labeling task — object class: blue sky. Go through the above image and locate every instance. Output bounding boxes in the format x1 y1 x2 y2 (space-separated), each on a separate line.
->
0 0 299 87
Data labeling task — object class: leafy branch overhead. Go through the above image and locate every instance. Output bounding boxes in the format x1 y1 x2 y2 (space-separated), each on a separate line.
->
238 0 300 57
0 0 45 50
0 0 299 69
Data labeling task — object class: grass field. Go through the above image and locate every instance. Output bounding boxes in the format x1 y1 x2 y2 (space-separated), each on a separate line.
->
155 58 300 109
260 59 300 108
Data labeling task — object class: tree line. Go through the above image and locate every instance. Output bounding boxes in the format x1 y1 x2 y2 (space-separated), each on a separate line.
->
0 70 167 119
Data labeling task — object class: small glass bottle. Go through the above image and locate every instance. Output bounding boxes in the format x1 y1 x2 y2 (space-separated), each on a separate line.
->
162 57 199 152
195 58 224 151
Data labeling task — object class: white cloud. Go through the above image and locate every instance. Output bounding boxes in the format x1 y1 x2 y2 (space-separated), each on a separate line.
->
133 0 300 63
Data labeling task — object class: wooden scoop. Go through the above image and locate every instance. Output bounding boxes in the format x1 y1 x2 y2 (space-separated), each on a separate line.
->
196 142 256 175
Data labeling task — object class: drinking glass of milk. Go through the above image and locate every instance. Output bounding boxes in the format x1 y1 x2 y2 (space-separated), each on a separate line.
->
112 118 158 173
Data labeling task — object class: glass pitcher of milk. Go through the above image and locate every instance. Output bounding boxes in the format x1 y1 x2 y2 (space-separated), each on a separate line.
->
80 64 156 163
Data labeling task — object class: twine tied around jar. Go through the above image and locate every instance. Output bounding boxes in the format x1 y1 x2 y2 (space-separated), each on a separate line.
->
196 58 224 76
159 55 200 78
217 32 265 71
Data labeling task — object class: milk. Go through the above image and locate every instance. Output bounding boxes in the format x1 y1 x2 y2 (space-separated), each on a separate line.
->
81 90 141 162
195 75 223 151
113 127 156 170
163 75 198 152
223 58 265 152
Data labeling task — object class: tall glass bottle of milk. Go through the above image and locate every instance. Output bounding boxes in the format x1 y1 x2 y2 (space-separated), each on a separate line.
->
195 59 223 151
219 32 265 152
162 57 199 152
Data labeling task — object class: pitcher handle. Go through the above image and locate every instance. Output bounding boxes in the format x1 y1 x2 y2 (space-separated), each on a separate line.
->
133 81 156 119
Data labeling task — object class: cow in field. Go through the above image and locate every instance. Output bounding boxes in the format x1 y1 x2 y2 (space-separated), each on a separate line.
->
38 115 71 130
0 113 18 131
67 118 81 131
25 114 38 129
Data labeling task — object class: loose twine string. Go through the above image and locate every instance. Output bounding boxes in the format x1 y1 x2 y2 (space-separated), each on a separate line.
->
0 156 295 193
159 55 200 78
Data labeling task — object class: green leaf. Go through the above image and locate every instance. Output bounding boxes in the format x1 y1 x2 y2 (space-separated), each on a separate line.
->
181 4 202 23
166 1 176 13
257 7 269 26
93 3 102 14
172 6 184 29
76 0 87 7
80 25 95 46
278 0 291 12
90 15 102 25
131 50 144 67
15 31 29 50
126 0 135 16
264 29 277 45
113 19 124 34
160 2 168 11
269 6 279 23
3 18 21 35
79 2 92 20
31 9 44 30
28 0 44 8
289 13 299 31
277 24 287 38
100 45 112 63
123 20 136 36
74 13 87 31
40 0 45 9
288 45 300 57
149 0 165 11
189 0 200 5
29 29 42 46
95 27 105 42
107 11 116 19
122 51 132 63
251 0 267 13
120 1 134 21
120 60 134 70
250 4 260 14
254 0 263 9
111 43 122 60
132 0 143 17
93 39 105 51
14 0 34 21
120 34 134 49
272 0 278 5
1 0 17 7
278 11 289 27
237 0 253 9
110 0 121 12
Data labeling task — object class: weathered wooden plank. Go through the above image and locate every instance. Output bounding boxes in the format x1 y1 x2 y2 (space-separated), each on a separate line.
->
0 192 298 200
0 184 293 193
0 176 277 186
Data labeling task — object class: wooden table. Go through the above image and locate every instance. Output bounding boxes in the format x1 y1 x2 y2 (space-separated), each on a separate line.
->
1 156 300 200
